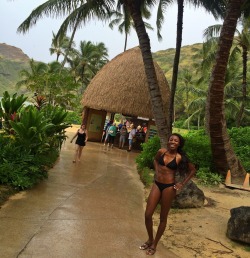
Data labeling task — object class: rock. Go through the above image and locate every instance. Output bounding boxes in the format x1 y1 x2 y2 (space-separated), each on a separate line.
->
172 180 205 208
227 206 250 244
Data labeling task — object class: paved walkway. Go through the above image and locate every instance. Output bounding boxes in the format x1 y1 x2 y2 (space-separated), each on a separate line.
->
0 131 178 258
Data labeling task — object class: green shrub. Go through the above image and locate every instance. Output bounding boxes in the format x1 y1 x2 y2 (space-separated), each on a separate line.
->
138 167 154 187
0 140 59 189
135 136 160 170
229 127 250 171
65 111 82 125
183 130 214 170
196 168 222 186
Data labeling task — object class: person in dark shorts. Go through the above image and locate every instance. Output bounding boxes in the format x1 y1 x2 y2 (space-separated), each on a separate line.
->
70 124 88 163
139 133 196 255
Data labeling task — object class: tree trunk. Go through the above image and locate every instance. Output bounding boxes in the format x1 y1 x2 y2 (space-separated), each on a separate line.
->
236 45 247 127
125 0 170 147
124 33 128 52
61 20 79 68
169 0 184 133
206 0 246 179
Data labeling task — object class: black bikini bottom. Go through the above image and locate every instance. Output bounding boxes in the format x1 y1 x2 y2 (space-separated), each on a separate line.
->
155 181 175 193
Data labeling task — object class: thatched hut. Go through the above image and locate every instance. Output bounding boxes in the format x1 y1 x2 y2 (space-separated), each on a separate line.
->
81 46 170 142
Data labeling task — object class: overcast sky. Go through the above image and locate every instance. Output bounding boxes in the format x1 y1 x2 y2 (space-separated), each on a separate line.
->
0 0 221 63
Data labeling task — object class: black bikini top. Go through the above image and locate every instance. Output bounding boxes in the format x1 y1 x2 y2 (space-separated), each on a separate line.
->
158 152 178 170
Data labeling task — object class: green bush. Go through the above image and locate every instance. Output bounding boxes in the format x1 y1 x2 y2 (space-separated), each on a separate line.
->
229 127 250 171
138 167 155 187
65 111 82 125
135 136 160 170
0 92 70 189
0 138 59 189
183 130 214 170
196 168 222 186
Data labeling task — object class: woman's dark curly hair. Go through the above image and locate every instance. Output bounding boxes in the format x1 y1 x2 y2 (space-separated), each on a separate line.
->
169 133 189 175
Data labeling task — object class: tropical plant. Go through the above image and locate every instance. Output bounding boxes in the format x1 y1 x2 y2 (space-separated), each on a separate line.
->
0 91 27 133
16 59 48 94
109 2 153 51
17 0 171 147
17 0 112 68
41 105 71 149
156 0 226 132
50 32 72 61
203 16 250 127
206 0 248 178
67 40 109 94
9 106 55 154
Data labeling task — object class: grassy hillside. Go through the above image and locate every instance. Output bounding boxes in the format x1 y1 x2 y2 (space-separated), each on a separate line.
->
0 43 30 96
153 43 203 82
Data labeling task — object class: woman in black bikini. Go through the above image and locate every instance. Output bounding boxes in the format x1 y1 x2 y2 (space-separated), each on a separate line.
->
70 124 88 163
139 133 196 255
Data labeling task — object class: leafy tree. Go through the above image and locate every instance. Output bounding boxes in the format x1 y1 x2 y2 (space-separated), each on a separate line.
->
203 16 250 127
67 40 109 94
156 0 226 132
16 59 48 94
0 91 27 133
206 0 248 178
50 32 72 61
17 0 171 146
109 2 153 51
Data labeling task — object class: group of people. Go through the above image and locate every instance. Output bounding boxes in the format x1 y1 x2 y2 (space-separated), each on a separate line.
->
102 120 145 152
70 124 196 256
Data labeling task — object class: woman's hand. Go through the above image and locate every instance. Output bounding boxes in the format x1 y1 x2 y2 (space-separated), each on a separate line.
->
174 182 184 191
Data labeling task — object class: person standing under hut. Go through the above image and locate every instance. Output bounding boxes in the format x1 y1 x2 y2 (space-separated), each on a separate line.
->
127 124 136 152
70 124 88 163
106 122 117 149
119 124 128 149
139 133 196 255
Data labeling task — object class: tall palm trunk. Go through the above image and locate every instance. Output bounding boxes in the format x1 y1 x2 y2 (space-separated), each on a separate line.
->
169 0 184 133
124 33 128 51
61 21 79 68
124 0 170 147
206 0 246 179
236 45 248 126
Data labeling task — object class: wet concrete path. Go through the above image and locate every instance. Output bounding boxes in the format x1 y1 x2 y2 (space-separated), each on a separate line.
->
0 131 178 258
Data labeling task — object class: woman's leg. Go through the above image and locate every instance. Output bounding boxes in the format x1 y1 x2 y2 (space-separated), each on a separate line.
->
143 184 161 245
77 146 84 161
121 136 125 148
73 144 80 162
148 186 176 253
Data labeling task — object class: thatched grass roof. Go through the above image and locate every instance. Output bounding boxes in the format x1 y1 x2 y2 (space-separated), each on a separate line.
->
81 47 170 119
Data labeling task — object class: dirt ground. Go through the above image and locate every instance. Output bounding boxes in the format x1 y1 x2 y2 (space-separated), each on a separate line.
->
145 183 250 258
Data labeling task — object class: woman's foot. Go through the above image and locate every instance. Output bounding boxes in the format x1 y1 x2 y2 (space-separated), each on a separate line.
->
146 247 156 255
73 160 76 163
139 241 152 250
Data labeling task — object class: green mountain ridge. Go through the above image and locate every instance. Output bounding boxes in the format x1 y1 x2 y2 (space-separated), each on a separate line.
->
0 42 203 96
0 43 30 95
153 43 203 82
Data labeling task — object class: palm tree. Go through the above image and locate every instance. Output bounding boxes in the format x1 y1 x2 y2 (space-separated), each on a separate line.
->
204 16 250 127
67 40 109 93
156 0 226 132
18 0 171 147
109 2 153 51
178 69 195 130
121 0 171 146
16 59 48 94
50 32 71 61
17 0 112 68
206 0 248 179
